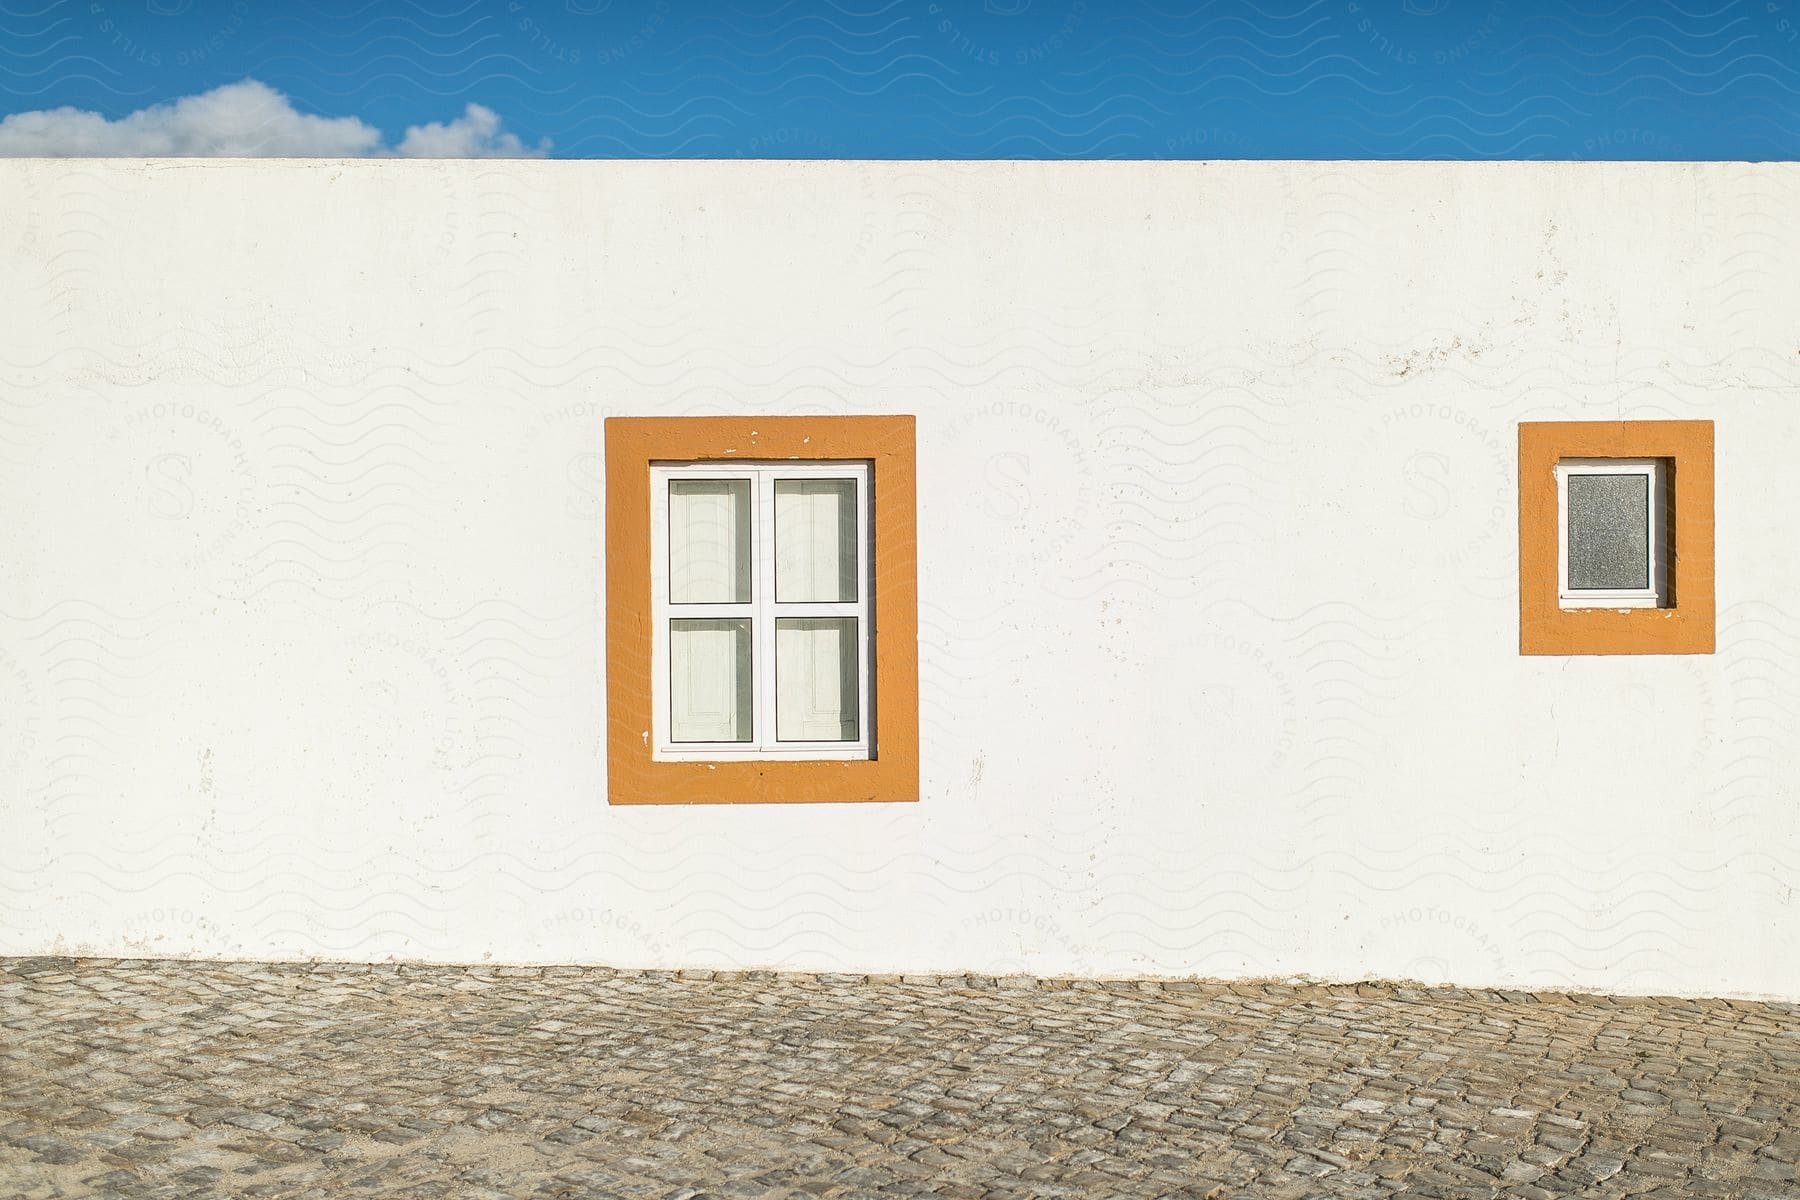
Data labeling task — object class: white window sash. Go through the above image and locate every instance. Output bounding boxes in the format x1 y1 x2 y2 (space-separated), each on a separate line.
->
1555 457 1668 609
650 460 873 762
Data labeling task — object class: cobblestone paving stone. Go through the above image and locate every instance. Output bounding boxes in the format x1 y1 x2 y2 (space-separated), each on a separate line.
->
2 960 1799 1199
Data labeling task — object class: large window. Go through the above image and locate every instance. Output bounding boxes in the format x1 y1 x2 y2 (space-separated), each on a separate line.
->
651 462 872 760
605 415 917 805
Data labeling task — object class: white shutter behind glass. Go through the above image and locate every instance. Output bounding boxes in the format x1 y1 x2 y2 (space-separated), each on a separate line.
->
670 618 752 742
669 479 750 604
775 479 857 602
776 617 858 742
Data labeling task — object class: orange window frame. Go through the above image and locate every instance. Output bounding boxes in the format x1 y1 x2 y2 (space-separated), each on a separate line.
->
605 415 919 804
1518 420 1714 656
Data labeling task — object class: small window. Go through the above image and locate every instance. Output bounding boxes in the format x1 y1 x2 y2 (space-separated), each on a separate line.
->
1556 458 1669 609
650 462 872 761
1518 420 1713 656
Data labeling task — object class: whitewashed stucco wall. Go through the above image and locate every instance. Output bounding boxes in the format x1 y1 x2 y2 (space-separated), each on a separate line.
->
1 160 1796 998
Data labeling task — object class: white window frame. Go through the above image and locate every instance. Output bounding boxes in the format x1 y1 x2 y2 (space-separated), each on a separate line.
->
649 459 873 762
1556 457 1669 610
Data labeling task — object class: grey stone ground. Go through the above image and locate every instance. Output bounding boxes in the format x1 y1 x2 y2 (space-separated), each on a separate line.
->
2 960 1798 1199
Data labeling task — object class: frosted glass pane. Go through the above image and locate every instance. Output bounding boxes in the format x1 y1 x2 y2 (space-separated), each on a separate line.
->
775 479 857 602
669 480 750 603
669 619 752 742
1567 473 1649 590
776 618 858 742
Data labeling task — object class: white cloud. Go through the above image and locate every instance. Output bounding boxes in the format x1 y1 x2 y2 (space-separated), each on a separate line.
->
0 80 550 158
395 104 549 158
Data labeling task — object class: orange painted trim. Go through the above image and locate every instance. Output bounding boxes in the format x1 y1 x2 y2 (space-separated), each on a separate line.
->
1519 420 1714 656
604 415 919 804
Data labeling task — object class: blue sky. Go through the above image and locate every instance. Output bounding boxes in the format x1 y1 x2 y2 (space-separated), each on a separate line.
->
0 0 1795 157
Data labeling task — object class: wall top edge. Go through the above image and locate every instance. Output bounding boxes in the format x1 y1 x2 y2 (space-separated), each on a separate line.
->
0 157 1790 168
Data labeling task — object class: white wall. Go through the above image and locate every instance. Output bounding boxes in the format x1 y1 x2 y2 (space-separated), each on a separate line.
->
2 160 1796 998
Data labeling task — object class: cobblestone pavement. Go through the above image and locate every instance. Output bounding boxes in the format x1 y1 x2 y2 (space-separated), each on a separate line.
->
3 961 1799 1200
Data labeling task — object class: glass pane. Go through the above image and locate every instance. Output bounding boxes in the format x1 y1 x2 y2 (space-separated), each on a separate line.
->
775 479 857 602
669 479 750 603
776 618 859 742
669 619 752 743
1567 473 1650 591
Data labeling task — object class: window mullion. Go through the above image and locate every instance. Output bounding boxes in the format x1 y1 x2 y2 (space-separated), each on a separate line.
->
756 468 777 751
666 603 755 618
775 602 860 619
